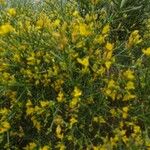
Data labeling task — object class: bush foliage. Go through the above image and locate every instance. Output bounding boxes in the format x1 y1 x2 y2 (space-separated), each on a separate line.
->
0 0 150 149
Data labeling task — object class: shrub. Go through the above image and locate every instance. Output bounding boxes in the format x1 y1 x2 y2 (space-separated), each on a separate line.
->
0 0 150 149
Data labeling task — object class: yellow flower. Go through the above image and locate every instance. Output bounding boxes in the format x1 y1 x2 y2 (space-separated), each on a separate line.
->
76 41 85 48
69 117 78 128
123 69 135 80
13 54 21 62
36 13 51 29
79 23 91 36
122 107 129 119
31 116 41 131
59 144 66 150
73 10 79 17
26 100 32 107
98 116 106 123
105 61 112 69
113 135 119 143
125 81 135 90
103 51 113 60
40 146 49 150
105 42 114 51
142 47 150 56
0 121 11 134
126 30 142 48
53 19 61 27
72 86 82 97
93 146 99 150
122 106 129 112
110 91 117 100
97 66 106 75
133 125 141 134
55 143 66 150
0 23 14 35
77 56 89 68
69 98 78 108
93 116 106 123
107 79 116 88
40 101 49 107
93 117 99 122
24 142 37 150
57 91 65 103
0 108 9 115
34 106 41 112
7 8 16 16
25 20 31 31
27 52 36 65
122 135 129 144
102 24 110 34
105 89 112 96
36 18 44 29
26 107 34 116
56 125 63 139
122 112 128 119
54 115 63 125
123 92 136 101
2 122 10 129
110 108 116 117
94 35 105 44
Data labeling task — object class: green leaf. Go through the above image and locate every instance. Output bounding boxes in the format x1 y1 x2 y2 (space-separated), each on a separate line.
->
120 0 127 8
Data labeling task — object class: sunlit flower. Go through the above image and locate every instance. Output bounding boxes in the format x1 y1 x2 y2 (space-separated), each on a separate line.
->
125 81 135 90
69 98 78 108
123 69 135 80
40 101 49 107
72 86 82 97
40 146 49 150
105 61 112 69
79 23 91 36
126 30 142 48
102 24 110 34
105 42 114 51
77 56 89 68
7 8 16 16
0 23 14 35
69 117 78 128
24 142 37 150
142 47 150 56
56 125 63 139
123 92 136 101
0 121 11 134
57 91 65 103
